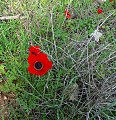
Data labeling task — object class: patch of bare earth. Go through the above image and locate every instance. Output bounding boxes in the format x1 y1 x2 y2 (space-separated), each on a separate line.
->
0 92 16 120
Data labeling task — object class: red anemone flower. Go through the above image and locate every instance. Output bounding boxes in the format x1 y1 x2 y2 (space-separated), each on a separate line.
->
64 9 71 19
28 46 52 76
97 8 103 14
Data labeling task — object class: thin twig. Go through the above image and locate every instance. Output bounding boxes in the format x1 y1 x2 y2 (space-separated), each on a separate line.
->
0 14 26 20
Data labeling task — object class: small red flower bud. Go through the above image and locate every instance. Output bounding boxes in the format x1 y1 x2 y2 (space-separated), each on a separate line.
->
29 46 40 55
109 0 113 2
64 9 71 19
97 8 103 14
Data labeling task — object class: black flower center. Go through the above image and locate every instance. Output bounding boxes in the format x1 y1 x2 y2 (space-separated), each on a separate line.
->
34 62 43 70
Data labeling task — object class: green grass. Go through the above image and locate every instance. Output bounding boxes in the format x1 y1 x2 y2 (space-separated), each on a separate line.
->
0 0 116 120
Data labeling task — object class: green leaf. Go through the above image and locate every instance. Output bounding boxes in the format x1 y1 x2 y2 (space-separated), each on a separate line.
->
0 65 5 74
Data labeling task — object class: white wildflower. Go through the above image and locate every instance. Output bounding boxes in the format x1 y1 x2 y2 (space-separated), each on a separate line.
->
91 30 103 42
